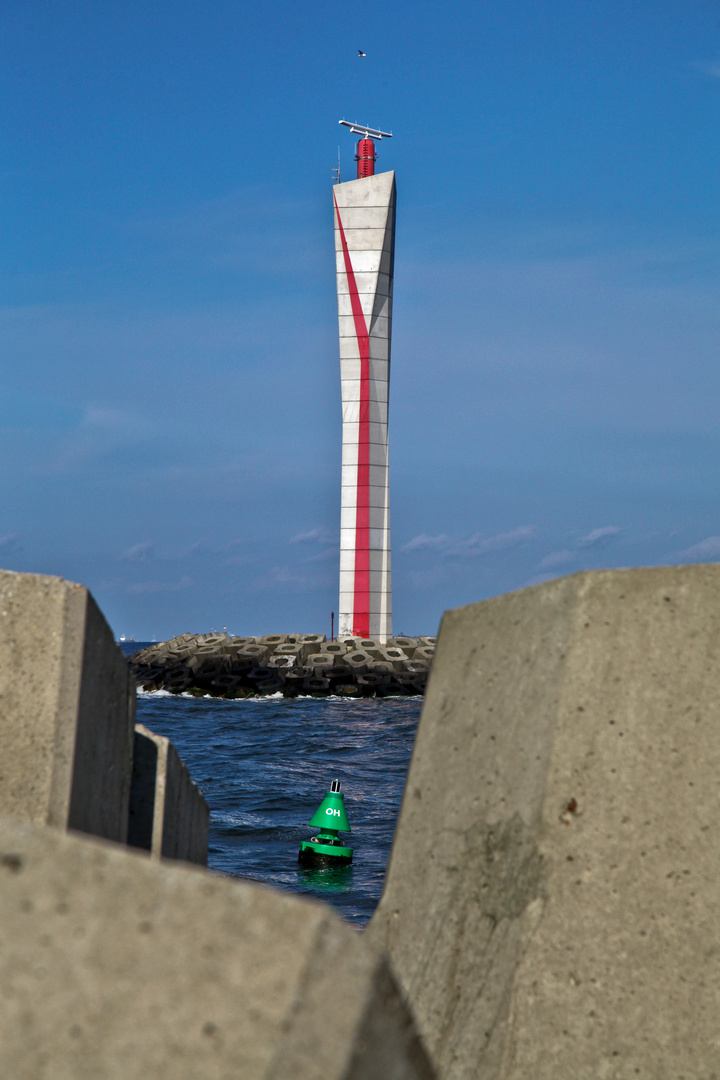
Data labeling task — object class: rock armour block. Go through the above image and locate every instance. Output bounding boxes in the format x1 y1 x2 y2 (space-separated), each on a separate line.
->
129 633 434 697
0 570 135 842
0 815 436 1080
368 566 720 1080
128 725 209 865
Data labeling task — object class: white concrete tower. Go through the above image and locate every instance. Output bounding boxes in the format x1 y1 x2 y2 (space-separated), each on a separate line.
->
334 124 396 641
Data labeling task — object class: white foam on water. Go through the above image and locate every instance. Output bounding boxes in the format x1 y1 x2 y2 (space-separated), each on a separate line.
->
136 688 416 704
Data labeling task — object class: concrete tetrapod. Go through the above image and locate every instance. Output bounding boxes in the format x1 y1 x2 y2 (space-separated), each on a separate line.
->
127 724 210 865
0 814 435 1080
367 566 720 1080
128 636 432 697
0 569 135 842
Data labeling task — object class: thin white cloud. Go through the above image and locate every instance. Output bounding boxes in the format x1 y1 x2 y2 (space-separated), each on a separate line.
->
0 533 21 552
127 576 193 595
401 533 453 553
99 575 193 595
535 525 621 570
181 541 208 558
128 187 324 278
678 536 720 561
253 562 337 593
305 547 340 564
289 527 337 545
407 565 454 590
37 401 161 475
522 571 567 588
538 549 576 570
402 525 539 557
691 60 720 80
120 541 155 562
258 566 316 591
82 406 149 432
579 526 621 548
461 526 539 554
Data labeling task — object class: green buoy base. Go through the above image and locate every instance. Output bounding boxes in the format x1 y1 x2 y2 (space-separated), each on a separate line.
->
298 838 353 868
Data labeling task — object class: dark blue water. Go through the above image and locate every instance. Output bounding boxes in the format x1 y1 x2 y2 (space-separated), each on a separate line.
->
122 643 421 928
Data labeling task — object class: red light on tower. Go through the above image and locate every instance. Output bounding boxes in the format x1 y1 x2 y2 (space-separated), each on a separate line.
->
355 138 376 178
338 121 392 182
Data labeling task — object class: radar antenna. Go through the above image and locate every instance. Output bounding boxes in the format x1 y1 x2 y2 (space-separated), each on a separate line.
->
338 120 393 179
338 120 393 140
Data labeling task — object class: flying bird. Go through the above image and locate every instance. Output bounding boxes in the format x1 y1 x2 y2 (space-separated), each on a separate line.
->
358 49 366 57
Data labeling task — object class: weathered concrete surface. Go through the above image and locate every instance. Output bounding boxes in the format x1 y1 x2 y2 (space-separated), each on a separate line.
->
128 724 209 865
0 570 135 841
368 566 720 1080
0 814 435 1080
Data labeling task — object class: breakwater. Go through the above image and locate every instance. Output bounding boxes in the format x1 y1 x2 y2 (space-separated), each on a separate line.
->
5 563 720 1077
127 632 436 697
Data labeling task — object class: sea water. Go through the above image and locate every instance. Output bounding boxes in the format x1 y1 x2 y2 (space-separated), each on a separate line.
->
122 643 421 927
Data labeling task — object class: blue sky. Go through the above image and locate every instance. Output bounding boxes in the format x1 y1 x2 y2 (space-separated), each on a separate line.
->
2 0 720 639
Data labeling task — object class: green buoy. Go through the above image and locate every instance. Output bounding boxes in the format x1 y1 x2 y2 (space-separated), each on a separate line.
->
298 778 353 868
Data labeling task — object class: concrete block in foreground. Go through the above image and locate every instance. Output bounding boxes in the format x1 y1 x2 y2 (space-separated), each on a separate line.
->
128 724 209 865
0 815 435 1080
0 569 135 842
368 566 720 1080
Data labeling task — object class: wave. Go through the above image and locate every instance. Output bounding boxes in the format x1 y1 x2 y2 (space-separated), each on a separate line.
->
135 688 408 704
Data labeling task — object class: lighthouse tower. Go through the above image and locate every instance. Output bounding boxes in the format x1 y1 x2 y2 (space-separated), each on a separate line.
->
334 123 396 642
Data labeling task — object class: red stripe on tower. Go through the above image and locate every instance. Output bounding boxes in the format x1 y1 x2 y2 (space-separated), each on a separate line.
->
333 192 370 638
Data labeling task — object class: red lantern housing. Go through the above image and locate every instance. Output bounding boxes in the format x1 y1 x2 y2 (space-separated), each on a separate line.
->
355 138 377 178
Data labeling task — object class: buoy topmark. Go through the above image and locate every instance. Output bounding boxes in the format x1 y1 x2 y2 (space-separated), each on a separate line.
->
298 778 353 868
